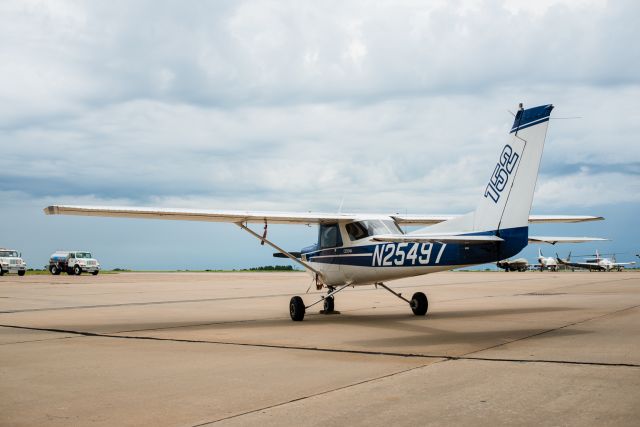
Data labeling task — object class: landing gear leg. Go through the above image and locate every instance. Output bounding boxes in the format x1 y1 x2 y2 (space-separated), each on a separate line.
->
378 282 429 316
289 283 351 321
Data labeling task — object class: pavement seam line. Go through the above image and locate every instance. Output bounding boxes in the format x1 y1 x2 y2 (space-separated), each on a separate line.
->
459 303 640 358
4 274 606 314
1 323 638 368
190 362 437 426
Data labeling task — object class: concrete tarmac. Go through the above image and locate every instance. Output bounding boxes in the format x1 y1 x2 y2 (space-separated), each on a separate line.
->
1 271 639 426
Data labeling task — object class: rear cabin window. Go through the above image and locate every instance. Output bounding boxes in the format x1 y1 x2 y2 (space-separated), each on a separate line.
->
345 220 402 241
319 223 342 249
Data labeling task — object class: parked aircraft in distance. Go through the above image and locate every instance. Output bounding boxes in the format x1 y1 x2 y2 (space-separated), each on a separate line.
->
556 250 636 272
537 248 558 271
497 258 529 272
45 103 606 321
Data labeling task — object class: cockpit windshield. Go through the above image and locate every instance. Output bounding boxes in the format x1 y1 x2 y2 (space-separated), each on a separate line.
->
75 252 92 259
345 220 402 241
0 250 18 257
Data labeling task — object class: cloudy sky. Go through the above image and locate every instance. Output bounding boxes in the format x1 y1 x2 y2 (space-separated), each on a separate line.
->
1 0 639 270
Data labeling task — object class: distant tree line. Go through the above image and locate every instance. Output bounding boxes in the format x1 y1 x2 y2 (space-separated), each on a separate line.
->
248 265 295 271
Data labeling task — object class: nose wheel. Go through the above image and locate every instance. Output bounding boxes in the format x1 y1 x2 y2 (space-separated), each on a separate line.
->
323 296 335 313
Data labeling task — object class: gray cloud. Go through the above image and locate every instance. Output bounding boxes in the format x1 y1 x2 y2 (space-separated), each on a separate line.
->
1 0 639 268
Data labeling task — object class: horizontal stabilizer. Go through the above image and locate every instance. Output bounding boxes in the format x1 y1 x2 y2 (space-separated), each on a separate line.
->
527 215 604 223
528 236 609 245
372 234 504 245
273 252 301 259
392 214 603 226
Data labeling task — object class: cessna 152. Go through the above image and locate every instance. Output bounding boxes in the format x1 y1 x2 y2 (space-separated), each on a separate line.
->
45 103 605 321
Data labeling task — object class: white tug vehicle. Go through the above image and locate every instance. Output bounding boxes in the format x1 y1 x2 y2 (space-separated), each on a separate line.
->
0 248 27 276
49 251 100 276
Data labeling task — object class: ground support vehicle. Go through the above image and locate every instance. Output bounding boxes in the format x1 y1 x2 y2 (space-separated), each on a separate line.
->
49 251 100 275
0 248 27 276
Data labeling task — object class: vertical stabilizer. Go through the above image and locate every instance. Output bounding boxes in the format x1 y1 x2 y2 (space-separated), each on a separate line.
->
420 104 553 241
473 104 554 232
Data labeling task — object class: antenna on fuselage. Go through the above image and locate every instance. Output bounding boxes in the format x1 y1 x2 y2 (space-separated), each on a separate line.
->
338 195 345 214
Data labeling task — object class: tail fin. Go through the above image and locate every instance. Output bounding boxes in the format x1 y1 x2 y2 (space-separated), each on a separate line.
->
473 104 554 232
538 248 543 258
422 104 554 239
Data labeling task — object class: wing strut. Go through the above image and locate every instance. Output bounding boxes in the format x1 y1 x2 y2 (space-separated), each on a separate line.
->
235 222 322 276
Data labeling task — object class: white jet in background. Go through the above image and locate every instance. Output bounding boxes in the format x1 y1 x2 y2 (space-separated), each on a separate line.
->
537 248 558 271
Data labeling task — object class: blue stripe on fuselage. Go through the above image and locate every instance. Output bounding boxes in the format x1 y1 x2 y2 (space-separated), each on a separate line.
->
303 226 528 268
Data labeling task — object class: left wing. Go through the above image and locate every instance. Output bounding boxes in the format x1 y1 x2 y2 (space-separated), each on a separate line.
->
528 236 609 245
44 205 359 225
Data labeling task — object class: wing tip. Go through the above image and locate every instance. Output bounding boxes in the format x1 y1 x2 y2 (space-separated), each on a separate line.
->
43 205 59 215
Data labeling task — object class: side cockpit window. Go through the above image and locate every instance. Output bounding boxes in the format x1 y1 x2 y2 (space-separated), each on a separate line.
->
319 223 342 249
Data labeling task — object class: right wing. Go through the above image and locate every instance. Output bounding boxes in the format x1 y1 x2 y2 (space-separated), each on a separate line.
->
392 214 604 226
528 236 609 245
372 234 504 245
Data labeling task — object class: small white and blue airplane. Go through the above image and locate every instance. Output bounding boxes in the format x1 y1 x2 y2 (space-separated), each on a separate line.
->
45 103 606 321
556 250 635 272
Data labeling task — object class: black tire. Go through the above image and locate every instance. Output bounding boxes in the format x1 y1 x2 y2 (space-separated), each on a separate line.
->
0 269 4 276
73 265 82 275
410 292 428 316
323 296 334 313
92 270 99 276
289 296 305 321
18 270 25 276
50 264 60 275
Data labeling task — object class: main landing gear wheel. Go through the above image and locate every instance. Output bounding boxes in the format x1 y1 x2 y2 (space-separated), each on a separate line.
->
410 292 428 316
289 296 305 321
323 296 335 313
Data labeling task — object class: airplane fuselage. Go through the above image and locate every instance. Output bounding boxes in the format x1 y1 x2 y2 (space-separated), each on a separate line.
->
301 220 528 286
